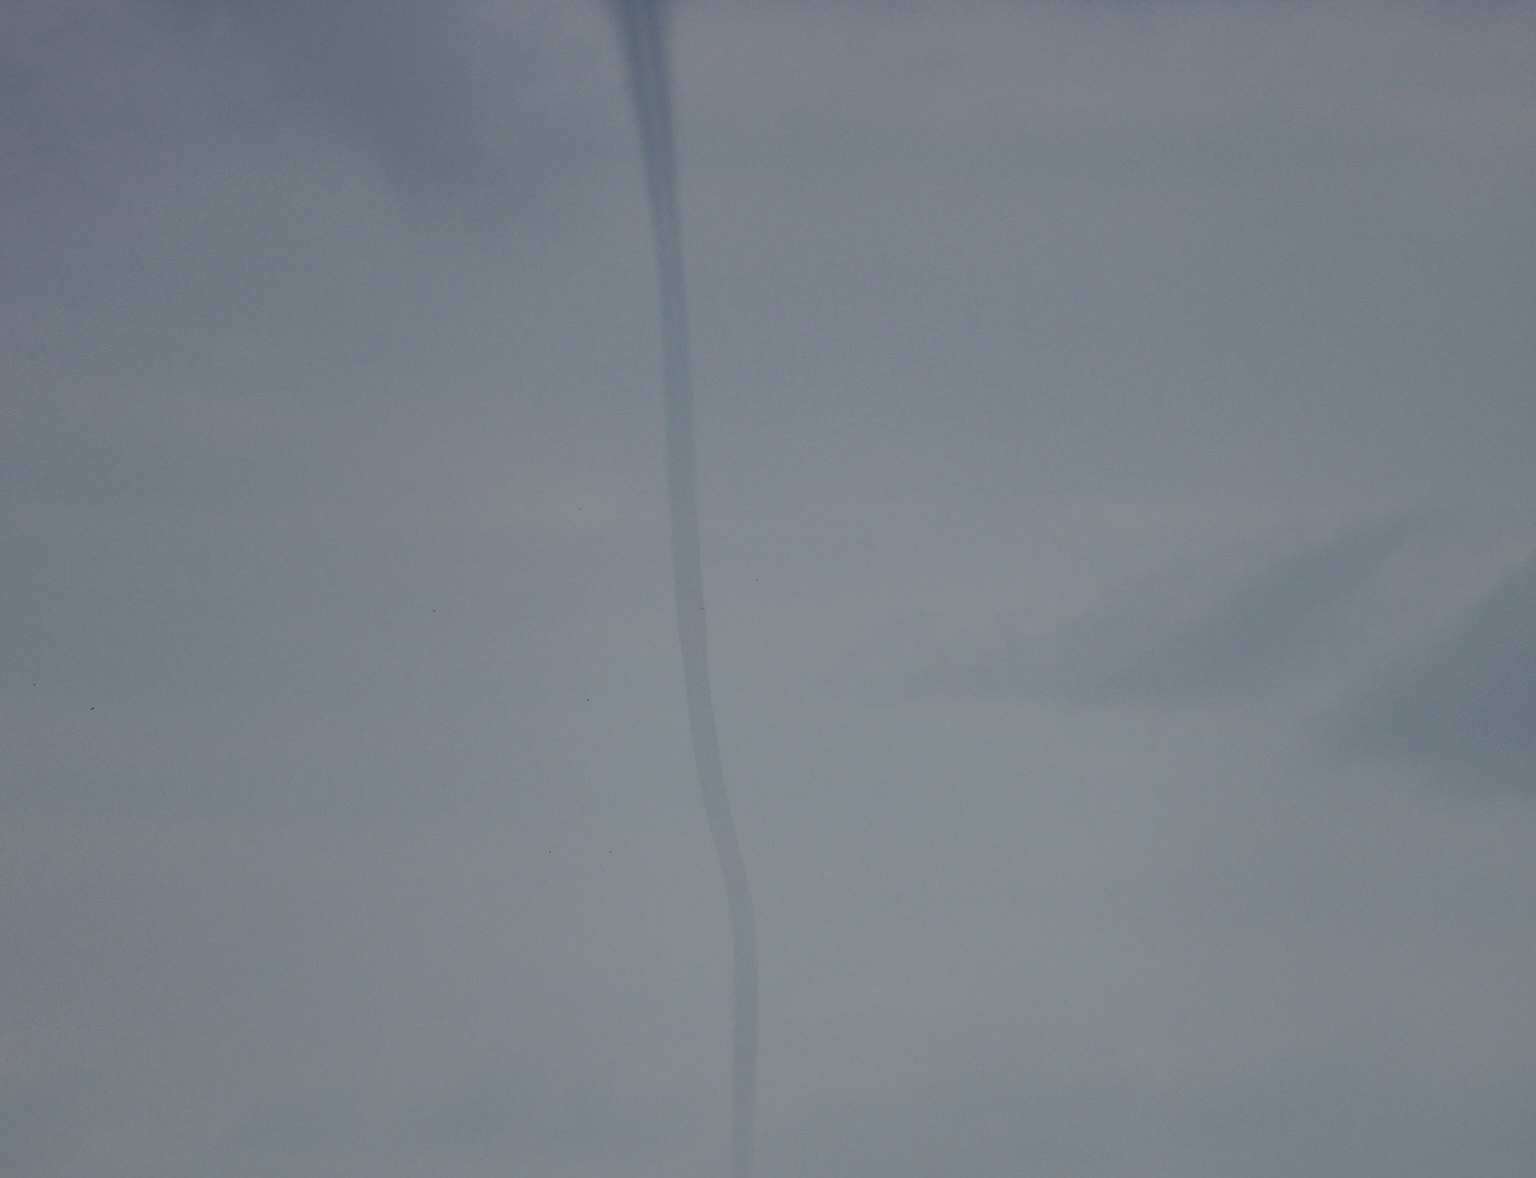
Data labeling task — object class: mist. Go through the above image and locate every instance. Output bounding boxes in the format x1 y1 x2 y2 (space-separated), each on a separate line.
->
4 3 1536 1176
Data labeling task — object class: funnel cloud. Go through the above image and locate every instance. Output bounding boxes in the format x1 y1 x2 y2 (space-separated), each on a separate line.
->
606 2 758 1175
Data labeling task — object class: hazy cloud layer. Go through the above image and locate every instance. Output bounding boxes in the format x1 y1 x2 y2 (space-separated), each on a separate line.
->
1335 547 1536 792
5 2 1536 1175
919 510 1423 706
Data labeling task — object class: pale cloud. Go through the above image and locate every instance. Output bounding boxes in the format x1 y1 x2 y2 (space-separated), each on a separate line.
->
4 2 1535 1175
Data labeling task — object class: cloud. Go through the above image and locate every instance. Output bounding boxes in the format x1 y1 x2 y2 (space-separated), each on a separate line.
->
1331 549 1536 792
760 1010 1536 1178
151 0 507 196
0 812 711 1177
920 511 1418 707
0 528 49 682
5 3 1536 1175
1 0 614 276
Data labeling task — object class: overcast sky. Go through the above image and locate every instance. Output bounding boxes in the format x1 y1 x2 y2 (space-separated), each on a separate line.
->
4 2 1536 1175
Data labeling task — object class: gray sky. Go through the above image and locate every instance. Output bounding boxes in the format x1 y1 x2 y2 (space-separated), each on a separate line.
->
4 1 1536 1175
